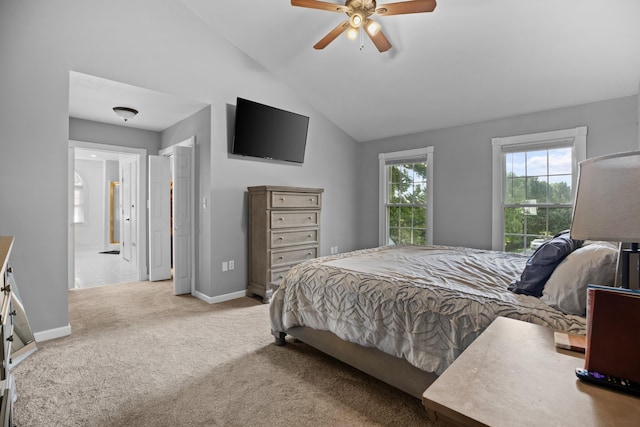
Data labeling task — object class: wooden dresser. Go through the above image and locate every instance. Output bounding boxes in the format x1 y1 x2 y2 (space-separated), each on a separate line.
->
247 186 323 303
0 237 15 427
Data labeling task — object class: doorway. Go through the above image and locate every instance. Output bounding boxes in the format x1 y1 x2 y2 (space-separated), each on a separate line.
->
68 139 194 295
68 141 148 289
149 138 195 295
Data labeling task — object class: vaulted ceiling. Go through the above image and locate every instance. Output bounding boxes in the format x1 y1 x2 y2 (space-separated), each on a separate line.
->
180 0 640 142
69 1 640 143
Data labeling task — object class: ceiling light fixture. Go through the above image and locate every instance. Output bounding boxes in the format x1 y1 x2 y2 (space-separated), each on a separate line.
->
349 13 363 27
366 19 381 36
346 27 359 40
292 0 438 53
112 106 139 122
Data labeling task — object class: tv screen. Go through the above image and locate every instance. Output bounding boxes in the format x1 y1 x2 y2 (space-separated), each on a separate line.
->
232 97 309 164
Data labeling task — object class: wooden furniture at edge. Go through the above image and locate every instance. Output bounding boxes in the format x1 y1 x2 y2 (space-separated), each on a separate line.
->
0 237 16 427
422 316 640 427
247 186 323 303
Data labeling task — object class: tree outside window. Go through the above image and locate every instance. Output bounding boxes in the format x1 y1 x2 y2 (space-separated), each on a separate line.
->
379 147 433 247
492 127 586 253
387 162 428 245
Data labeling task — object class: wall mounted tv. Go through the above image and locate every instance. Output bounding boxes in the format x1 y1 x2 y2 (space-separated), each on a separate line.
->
232 97 309 164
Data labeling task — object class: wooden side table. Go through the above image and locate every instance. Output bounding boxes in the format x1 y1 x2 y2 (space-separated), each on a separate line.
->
422 316 640 427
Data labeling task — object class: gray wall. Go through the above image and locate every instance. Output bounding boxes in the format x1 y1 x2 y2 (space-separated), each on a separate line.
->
357 96 639 250
70 118 162 152
0 0 359 334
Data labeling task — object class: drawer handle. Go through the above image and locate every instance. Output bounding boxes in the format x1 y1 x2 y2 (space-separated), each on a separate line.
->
306 252 312 256
6 335 13 343
307 234 313 238
278 256 284 260
280 197 285 201
307 216 312 220
278 237 284 241
278 217 284 221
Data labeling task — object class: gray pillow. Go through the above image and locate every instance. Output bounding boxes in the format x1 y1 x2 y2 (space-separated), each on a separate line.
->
540 243 618 315
508 231 583 297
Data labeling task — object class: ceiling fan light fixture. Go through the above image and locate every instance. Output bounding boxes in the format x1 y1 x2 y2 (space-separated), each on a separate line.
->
366 20 381 36
112 106 138 122
350 13 363 27
346 27 359 40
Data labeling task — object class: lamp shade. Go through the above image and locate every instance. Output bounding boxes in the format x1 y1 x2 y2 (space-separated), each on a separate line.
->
570 151 640 242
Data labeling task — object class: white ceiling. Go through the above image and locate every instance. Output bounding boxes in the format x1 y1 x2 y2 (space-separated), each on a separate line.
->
180 0 640 142
69 71 208 132
69 0 640 143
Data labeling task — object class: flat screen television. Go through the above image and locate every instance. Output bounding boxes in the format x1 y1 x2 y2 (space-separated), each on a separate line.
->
232 97 309 164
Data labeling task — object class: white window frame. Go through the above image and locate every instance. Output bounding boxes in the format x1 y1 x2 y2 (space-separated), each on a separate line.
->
491 126 587 251
378 147 434 246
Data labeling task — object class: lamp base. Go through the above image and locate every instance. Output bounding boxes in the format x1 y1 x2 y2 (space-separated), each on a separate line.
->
620 243 639 289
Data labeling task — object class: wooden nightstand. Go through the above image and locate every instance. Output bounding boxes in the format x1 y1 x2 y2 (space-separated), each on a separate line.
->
423 316 640 427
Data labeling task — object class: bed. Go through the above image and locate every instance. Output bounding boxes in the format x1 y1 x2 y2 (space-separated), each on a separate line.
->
270 244 598 398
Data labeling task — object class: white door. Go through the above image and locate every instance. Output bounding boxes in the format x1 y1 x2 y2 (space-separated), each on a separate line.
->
172 146 192 295
120 157 138 264
148 155 172 281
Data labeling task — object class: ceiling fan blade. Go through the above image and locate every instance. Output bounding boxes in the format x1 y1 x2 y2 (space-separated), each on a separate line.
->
375 0 436 16
364 22 392 52
291 0 350 13
314 20 351 49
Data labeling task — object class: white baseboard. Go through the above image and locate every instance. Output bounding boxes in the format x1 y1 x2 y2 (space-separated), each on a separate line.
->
34 324 72 342
194 289 247 304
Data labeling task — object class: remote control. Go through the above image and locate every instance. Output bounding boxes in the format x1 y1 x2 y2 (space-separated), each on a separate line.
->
575 368 640 397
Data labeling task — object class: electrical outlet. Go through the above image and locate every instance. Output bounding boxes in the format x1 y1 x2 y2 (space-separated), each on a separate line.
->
334 246 338 254
229 260 235 270
222 261 228 272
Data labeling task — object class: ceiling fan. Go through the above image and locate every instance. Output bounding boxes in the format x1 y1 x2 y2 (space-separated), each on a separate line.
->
291 0 437 52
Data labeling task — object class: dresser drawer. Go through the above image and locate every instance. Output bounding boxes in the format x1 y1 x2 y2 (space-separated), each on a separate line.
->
271 229 318 248
271 192 321 209
271 246 317 268
270 267 291 285
271 211 319 228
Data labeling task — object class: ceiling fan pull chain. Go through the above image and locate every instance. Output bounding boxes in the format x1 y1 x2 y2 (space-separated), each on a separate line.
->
360 27 364 50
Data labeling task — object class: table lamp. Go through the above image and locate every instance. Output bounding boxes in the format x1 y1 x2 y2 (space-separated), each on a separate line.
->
570 151 640 289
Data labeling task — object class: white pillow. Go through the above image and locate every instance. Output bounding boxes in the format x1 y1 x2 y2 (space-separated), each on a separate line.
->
540 243 618 316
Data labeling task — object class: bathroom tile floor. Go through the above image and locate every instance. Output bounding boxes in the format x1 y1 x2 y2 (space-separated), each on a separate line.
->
74 248 139 289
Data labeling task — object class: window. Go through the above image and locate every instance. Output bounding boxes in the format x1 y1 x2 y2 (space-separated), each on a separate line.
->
492 127 586 253
379 147 434 246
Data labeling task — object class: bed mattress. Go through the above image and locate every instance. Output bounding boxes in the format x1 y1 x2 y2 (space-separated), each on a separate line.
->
270 245 586 375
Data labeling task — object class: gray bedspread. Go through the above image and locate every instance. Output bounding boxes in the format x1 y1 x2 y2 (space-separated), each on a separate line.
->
270 245 587 375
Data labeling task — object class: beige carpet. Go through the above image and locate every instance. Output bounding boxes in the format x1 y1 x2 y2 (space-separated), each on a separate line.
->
11 280 433 426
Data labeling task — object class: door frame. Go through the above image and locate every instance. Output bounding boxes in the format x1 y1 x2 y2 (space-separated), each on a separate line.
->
159 137 196 295
68 140 148 289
